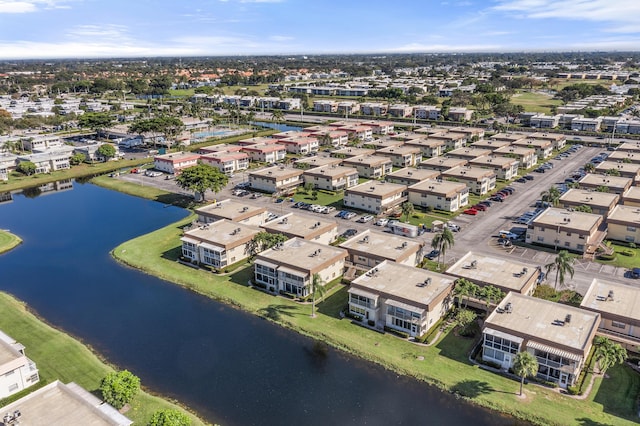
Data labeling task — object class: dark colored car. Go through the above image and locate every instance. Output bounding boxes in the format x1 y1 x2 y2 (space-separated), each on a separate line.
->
342 228 358 238
524 175 534 180
425 249 440 260
490 196 504 202
472 204 487 211
516 177 527 183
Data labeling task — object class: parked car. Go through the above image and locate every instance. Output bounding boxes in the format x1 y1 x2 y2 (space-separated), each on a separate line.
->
445 222 460 232
499 230 519 240
490 196 504 202
358 215 375 223
341 228 358 238
342 212 356 220
323 206 336 214
516 177 527 183
425 249 440 260
630 268 640 279
463 208 479 215
533 168 546 173
472 204 487 211
374 218 389 226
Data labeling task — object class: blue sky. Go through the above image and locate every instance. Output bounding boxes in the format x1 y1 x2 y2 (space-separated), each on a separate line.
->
1 0 640 59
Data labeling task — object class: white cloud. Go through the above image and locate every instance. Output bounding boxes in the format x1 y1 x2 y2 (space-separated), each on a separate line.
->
493 0 640 32
389 42 504 53
0 0 77 13
66 24 130 41
269 35 293 42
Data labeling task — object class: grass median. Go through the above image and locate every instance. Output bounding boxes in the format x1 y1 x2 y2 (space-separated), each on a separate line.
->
0 292 206 426
0 230 22 254
112 216 640 426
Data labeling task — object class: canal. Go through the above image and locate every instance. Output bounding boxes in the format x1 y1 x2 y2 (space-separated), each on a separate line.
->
0 181 519 426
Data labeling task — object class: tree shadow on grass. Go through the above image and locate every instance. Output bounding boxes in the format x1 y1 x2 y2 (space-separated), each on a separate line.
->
575 419 611 426
434 328 476 364
161 245 183 262
229 266 253 287
451 380 495 399
154 193 196 209
591 364 640 421
258 304 299 321
317 286 348 318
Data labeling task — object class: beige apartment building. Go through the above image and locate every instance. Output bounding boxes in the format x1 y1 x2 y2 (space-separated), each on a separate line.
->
248 166 303 194
482 292 599 389
493 145 537 169
606 204 640 243
446 147 492 161
525 208 604 254
385 168 440 186
404 137 445 158
261 213 338 245
375 145 423 167
595 161 640 180
302 165 359 191
468 155 519 181
341 155 393 179
348 261 454 337
513 139 554 160
558 189 620 217
253 238 347 296
294 155 343 170
180 219 261 269
343 180 407 214
418 156 468 172
340 229 423 267
407 179 469 212
441 166 497 195
195 199 268 226
578 173 633 194
622 186 640 206
446 251 541 296
0 330 40 399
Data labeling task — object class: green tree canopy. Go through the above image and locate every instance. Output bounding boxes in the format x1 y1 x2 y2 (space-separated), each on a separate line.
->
594 336 627 373
78 112 114 133
70 152 86 165
401 201 414 222
17 161 36 175
97 144 117 161
148 409 191 426
545 250 575 290
431 227 455 267
310 273 326 318
512 351 539 396
247 231 288 258
100 370 140 410
175 164 229 202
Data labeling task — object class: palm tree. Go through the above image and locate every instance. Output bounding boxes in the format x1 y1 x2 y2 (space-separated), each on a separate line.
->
512 351 539 396
540 186 561 207
453 278 479 309
431 227 455 267
594 336 627 373
310 273 326 318
270 109 284 124
480 285 505 315
545 250 575 290
584 162 596 173
401 201 414 222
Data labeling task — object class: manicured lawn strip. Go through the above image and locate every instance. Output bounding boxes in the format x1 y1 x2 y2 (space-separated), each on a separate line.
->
112 218 640 426
0 293 206 426
0 159 148 193
0 230 22 254
91 175 196 208
511 91 563 114
594 242 640 269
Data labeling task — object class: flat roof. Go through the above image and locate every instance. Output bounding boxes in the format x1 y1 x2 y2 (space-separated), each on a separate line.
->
404 138 445 148
339 229 422 263
616 142 640 153
607 204 640 225
255 237 347 275
469 155 518 168
532 207 602 232
368 139 405 149
559 189 619 208
261 213 337 240
605 151 640 163
418 156 468 170
196 199 266 221
446 251 540 293
249 166 303 179
579 173 632 189
386 167 440 181
342 155 392 167
154 151 200 161
345 180 407 198
486 292 599 353
375 145 421 155
183 219 261 249
513 138 553 148
294 155 343 168
350 260 453 310
489 132 528 143
623 186 640 202
408 179 468 196
595 161 640 175
0 380 132 425
442 166 496 180
303 165 358 178
0 335 22 369
581 278 640 323
493 145 535 156
446 147 492 158
332 147 376 158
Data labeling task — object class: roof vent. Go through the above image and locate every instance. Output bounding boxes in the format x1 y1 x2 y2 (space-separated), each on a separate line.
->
565 314 572 324
608 290 614 300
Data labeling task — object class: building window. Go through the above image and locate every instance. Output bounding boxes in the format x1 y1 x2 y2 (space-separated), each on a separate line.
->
564 242 570 247
625 236 636 242
612 321 626 329
537 236 544 242
8 383 18 393
627 226 637 232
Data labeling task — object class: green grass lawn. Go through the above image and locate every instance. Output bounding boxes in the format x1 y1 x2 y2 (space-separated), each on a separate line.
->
511 91 563 114
292 188 344 208
0 292 206 426
594 242 640 269
91 175 197 209
0 230 22 254
112 217 640 426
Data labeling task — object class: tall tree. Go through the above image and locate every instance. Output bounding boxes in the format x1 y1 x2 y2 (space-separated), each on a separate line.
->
97 143 117 161
175 164 229 202
540 186 562 207
480 285 505 315
431 227 455 267
247 232 288 258
545 250 575 290
583 162 596 173
594 336 627 373
454 278 479 309
401 201 414 222
78 112 113 135
17 161 36 175
310 273 326 318
512 351 539 396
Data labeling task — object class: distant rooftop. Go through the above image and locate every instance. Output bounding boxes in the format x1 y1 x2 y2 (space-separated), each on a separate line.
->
261 212 336 240
256 237 347 275
339 229 422 263
581 278 640 324
195 199 266 222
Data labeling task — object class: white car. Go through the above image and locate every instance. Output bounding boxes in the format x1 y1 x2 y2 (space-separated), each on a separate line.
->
445 222 460 232
358 215 374 223
374 218 389 226
499 230 519 240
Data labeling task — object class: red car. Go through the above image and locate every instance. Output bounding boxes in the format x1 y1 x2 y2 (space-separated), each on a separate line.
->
472 204 487 211
463 208 479 215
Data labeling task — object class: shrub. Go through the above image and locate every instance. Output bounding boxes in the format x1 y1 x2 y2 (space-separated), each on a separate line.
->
620 249 635 257
384 326 410 339
597 253 617 261
100 370 140 410
567 385 580 395
148 409 191 426
630 243 637 249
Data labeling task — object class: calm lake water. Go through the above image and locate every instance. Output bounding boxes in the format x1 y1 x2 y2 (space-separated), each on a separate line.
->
0 182 522 426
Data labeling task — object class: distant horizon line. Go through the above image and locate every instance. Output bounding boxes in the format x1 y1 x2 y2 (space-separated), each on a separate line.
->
2 49 640 62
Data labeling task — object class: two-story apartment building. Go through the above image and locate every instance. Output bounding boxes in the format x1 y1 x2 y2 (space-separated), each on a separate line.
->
0 330 39 399
343 180 407 214
558 189 620 217
526 208 604 254
407 179 469 212
482 292 599 389
470 139 512 151
195 199 269 226
606 205 640 244
595 161 640 180
348 261 454 337
441 166 497 195
418 156 468 173
385 168 440 186
622 186 640 206
294 155 343 170
428 131 467 151
493 145 538 169
468 155 519 181
276 136 320 155
332 147 376 159
404 137 445 158
248 166 303 194
446 147 492 161
513 139 554 160
375 145 422 168
261 213 338 246
200 152 249 175
302 165 359 191
241 143 287 163
340 229 423 267
578 173 633 195
254 238 347 296
180 219 261 268
18 148 73 174
341 155 393 179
